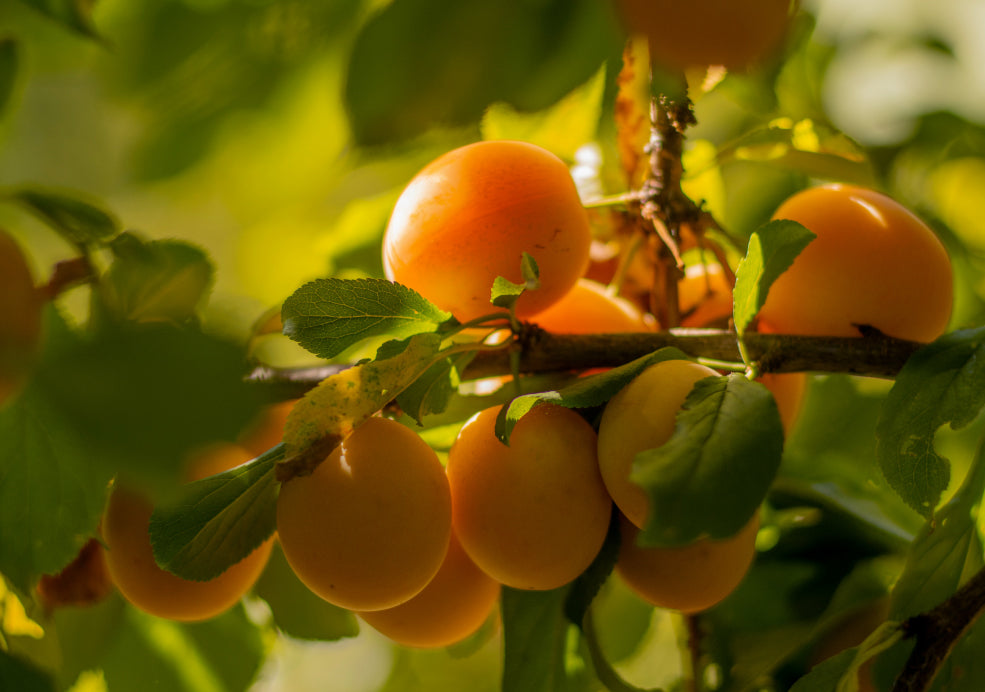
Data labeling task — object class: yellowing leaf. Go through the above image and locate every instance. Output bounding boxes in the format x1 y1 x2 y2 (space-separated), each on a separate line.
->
283 333 443 455
0 577 43 639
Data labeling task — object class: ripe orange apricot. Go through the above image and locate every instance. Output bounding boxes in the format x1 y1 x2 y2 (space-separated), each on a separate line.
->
276 416 451 611
597 359 719 529
0 230 43 406
531 278 656 334
102 444 274 622
383 140 592 323
614 0 794 71
447 404 612 590
758 184 953 342
357 530 500 648
616 511 760 614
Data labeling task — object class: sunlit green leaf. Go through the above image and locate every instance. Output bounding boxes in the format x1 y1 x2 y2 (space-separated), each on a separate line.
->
150 446 280 581
876 327 985 516
733 219 815 337
633 375 784 546
254 543 359 642
282 278 451 360
564 508 620 630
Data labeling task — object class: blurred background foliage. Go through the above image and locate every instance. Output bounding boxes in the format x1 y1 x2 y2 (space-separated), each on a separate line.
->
3 0 985 690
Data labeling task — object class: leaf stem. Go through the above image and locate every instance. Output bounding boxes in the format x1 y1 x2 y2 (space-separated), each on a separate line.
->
583 608 663 692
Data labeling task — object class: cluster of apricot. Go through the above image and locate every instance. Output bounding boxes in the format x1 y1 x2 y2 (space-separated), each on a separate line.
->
49 140 952 667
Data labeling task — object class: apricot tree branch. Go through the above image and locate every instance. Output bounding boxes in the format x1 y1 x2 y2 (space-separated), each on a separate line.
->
892 566 985 692
246 329 923 398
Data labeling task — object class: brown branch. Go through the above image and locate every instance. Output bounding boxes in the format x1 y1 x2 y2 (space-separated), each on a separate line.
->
892 566 985 692
246 329 924 397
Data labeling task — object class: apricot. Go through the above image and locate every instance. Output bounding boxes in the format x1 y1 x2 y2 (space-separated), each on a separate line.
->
446 404 611 590
357 530 500 648
597 359 719 529
758 184 953 342
383 140 592 323
102 444 274 622
0 230 42 406
276 416 451 611
616 511 759 614
531 278 656 333
614 0 794 71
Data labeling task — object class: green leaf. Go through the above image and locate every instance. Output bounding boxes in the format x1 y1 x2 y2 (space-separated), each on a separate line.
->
564 507 620 630
875 327 985 516
254 543 359 641
70 599 266 692
501 587 570 692
149 446 280 582
0 37 20 117
98 233 214 324
733 219 816 337
34 322 265 488
284 333 443 454
633 374 784 546
345 0 621 145
282 278 451 360
5 187 120 245
889 437 985 622
0 649 55 692
496 347 689 443
397 349 476 425
0 311 112 593
491 253 540 311
16 0 102 40
788 648 856 692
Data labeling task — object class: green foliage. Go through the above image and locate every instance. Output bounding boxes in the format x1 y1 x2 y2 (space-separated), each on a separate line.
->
53 597 266 692
254 543 359 642
282 278 452 360
633 375 784 546
733 219 816 338
97 233 214 325
344 0 622 145
15 0 101 40
495 347 690 444
0 37 19 118
0 648 55 692
3 187 120 246
33 321 265 488
491 252 541 311
876 327 985 516
501 587 571 692
149 446 281 582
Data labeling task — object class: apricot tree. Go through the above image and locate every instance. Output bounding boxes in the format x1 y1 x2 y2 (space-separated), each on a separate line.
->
2 2 985 692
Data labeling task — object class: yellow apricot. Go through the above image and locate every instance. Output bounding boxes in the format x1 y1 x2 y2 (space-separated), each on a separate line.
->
357 530 500 648
597 359 719 529
102 444 274 622
447 404 612 590
276 416 452 611
616 511 760 614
